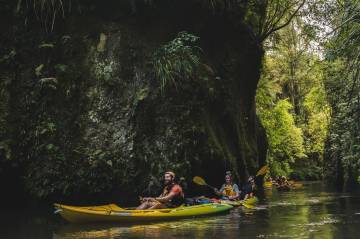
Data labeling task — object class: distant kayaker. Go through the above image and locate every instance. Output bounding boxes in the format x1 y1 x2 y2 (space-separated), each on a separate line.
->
214 171 240 200
241 176 256 200
276 176 291 191
266 177 273 183
137 171 185 210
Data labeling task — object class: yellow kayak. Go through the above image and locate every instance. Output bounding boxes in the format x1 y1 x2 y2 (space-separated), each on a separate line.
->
220 197 259 206
54 203 233 223
263 181 273 188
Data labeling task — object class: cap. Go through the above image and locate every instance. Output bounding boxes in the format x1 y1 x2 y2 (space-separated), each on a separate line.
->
165 171 176 178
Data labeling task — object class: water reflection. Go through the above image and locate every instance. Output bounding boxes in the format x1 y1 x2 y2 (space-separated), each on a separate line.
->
53 183 360 239
3 182 360 239
54 215 243 239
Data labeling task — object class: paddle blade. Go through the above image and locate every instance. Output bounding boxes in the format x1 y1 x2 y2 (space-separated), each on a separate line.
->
242 203 256 209
193 176 207 186
256 165 269 177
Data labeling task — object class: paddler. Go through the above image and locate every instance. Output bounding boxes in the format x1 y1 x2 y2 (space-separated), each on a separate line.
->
214 171 240 200
277 176 291 190
241 176 256 200
266 177 273 183
137 171 185 209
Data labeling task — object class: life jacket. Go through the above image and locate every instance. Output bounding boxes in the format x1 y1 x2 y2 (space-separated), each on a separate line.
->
223 184 237 196
161 183 185 207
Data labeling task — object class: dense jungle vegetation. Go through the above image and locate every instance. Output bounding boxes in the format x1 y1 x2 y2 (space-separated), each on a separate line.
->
0 0 359 204
256 0 360 190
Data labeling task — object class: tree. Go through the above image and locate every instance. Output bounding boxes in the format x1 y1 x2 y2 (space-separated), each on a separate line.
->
257 0 306 41
257 96 306 176
323 0 360 188
257 14 330 179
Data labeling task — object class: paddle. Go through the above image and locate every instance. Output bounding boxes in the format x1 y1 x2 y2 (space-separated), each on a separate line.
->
241 202 256 209
256 165 269 177
193 166 268 209
193 165 269 189
193 176 217 190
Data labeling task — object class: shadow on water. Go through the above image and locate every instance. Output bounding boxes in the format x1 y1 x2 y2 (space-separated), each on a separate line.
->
2 182 360 239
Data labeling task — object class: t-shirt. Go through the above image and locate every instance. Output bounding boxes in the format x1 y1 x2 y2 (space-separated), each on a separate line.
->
242 183 254 194
170 184 184 196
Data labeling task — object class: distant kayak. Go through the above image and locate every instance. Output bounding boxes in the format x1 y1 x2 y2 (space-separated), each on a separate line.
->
263 181 273 188
54 203 233 223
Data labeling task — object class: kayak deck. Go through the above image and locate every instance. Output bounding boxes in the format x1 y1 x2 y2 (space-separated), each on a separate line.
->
54 203 233 223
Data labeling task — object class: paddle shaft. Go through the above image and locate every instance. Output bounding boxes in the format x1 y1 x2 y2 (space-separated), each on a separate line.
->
204 184 217 191
194 165 268 191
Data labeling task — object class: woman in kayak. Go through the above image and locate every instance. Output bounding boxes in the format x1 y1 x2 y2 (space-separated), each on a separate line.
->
137 171 185 210
214 171 240 200
241 176 256 200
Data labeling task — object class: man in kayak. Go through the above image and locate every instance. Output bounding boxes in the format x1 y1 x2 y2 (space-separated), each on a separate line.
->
214 171 240 200
137 171 185 209
241 176 256 200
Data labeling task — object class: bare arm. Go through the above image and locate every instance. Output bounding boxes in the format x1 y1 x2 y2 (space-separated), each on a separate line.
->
155 191 177 203
214 188 222 196
215 184 225 196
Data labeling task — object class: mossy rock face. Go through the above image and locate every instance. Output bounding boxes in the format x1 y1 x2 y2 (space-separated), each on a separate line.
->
0 0 266 202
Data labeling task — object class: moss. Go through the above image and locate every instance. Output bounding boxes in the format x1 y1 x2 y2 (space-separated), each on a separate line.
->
97 33 107 52
0 0 266 201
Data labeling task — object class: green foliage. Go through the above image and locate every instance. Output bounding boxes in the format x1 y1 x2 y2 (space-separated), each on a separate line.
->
305 111 329 154
273 100 305 173
257 16 330 179
324 59 360 184
323 0 360 188
152 32 202 92
257 94 306 176
303 85 330 157
0 0 312 200
94 60 115 82
245 0 307 42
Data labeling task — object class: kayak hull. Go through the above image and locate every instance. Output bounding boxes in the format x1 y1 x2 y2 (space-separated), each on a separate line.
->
54 203 233 224
263 181 273 188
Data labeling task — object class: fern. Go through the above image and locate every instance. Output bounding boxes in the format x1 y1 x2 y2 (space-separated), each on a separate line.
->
152 32 202 92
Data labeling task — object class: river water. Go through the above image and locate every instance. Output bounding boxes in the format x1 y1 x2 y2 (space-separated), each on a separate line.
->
2 182 360 239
